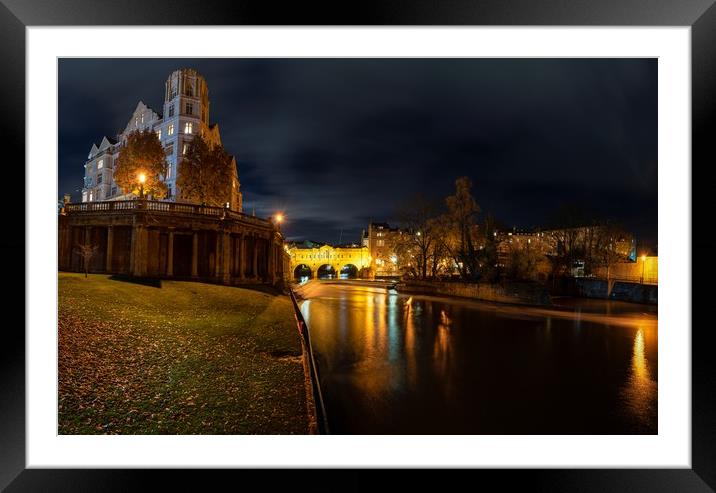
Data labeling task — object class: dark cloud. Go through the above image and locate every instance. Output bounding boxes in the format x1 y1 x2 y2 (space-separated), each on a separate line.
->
59 58 657 244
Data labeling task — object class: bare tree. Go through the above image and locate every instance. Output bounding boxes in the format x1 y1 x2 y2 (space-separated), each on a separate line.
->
395 194 441 280
443 177 481 280
594 220 630 280
74 244 98 278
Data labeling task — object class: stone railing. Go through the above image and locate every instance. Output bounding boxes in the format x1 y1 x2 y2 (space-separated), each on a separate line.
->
63 199 270 227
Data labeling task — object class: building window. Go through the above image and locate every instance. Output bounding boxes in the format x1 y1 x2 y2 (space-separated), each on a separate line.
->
184 122 193 134
141 114 144 124
377 240 385 247
182 143 189 155
168 104 175 117
167 123 174 136
167 185 173 198
156 130 162 141
186 102 193 115
167 165 172 180
97 159 103 169
97 174 103 184
165 143 174 156
89 191 93 202
111 186 117 196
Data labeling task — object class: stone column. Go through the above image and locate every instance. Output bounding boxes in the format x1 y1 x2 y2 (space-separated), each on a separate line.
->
58 221 70 271
166 230 174 277
131 224 148 277
269 243 276 285
238 234 246 280
105 226 114 272
214 232 221 279
221 231 231 284
191 232 199 278
252 235 259 280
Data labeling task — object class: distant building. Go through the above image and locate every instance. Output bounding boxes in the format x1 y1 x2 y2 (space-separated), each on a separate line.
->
495 225 636 276
367 222 405 277
81 68 242 211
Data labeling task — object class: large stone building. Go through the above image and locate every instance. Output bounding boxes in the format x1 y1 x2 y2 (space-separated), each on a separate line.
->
81 68 241 211
61 69 287 286
367 222 405 277
59 201 289 285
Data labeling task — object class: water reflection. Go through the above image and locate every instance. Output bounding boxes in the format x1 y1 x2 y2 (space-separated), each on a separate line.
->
298 282 658 434
621 327 658 431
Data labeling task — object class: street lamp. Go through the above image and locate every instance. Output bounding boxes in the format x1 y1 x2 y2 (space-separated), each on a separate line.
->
274 213 284 231
137 172 147 199
640 254 647 284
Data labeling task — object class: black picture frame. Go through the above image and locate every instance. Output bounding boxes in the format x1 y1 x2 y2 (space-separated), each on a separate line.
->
2 0 713 490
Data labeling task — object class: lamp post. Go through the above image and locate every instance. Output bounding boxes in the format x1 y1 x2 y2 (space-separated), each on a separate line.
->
274 213 284 232
138 172 147 199
640 254 647 284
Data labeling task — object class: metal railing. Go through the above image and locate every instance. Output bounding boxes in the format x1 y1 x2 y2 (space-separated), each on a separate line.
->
63 199 270 227
288 289 329 434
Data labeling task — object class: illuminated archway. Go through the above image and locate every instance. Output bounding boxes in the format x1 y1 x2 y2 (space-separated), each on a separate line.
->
339 264 358 279
317 264 336 279
293 264 312 281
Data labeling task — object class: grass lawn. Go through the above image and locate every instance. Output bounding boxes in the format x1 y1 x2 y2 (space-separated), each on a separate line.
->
58 273 309 434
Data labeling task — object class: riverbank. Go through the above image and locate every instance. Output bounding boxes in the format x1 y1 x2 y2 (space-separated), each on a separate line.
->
397 279 553 306
58 273 309 434
552 277 658 305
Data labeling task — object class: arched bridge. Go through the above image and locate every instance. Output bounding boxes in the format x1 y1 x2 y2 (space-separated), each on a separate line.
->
287 242 371 280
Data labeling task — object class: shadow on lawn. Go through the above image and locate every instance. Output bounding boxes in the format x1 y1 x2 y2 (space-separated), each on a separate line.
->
108 274 162 288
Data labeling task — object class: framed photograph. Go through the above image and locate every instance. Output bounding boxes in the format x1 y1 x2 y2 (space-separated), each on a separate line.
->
4 0 714 490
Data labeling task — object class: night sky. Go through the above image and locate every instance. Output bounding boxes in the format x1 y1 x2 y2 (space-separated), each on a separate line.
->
58 58 657 245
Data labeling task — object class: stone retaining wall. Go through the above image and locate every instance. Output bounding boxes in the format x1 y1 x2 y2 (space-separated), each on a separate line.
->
398 280 553 306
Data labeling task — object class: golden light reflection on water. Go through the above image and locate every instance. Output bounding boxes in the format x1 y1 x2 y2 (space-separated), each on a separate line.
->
621 326 657 429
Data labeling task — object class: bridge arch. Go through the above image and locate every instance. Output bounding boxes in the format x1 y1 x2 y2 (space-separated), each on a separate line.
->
339 264 358 279
317 264 337 279
293 264 313 281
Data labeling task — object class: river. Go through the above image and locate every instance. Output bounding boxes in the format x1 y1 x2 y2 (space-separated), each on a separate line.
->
296 280 657 435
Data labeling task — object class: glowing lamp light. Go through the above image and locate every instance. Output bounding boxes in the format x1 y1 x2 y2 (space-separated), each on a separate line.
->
274 213 284 224
138 173 147 184
641 255 647 262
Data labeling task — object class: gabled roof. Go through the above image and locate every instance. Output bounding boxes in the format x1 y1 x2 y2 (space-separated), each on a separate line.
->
98 136 116 150
88 143 99 159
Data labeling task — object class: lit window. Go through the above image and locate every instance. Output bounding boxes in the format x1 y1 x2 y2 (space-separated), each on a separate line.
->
141 114 144 124
182 143 189 155
167 124 174 136
156 130 162 141
89 191 93 202
167 165 172 179
184 122 193 134
97 159 103 169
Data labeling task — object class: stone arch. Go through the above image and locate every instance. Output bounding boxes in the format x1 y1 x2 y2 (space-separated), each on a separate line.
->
317 264 337 279
339 264 358 279
293 264 313 280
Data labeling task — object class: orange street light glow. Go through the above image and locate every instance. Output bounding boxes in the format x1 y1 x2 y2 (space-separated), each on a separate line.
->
138 173 147 184
641 255 647 261
275 213 284 223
